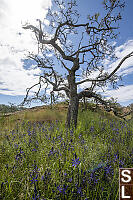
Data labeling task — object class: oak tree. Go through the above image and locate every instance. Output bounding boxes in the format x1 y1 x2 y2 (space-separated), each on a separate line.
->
22 0 133 128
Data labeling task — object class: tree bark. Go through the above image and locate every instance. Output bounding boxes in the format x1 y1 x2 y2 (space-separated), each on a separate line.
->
66 71 79 129
66 95 79 128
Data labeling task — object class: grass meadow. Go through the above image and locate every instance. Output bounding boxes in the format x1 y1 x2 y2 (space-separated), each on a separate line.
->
0 107 133 199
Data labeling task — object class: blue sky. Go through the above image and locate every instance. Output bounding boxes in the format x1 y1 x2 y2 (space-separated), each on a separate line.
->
0 0 133 107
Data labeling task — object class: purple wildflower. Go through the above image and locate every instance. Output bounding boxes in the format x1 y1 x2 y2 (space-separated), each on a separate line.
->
57 185 62 193
69 177 72 182
72 158 80 167
77 187 82 194
30 175 38 184
90 125 94 132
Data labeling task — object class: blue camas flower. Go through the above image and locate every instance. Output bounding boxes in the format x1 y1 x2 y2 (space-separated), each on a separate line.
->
30 175 38 184
72 158 80 167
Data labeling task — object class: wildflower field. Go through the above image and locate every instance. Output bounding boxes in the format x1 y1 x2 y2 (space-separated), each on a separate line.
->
0 109 133 199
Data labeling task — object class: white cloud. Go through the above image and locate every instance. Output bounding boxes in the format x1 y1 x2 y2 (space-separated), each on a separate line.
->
102 40 133 103
0 45 41 95
104 85 133 103
0 0 52 96
104 40 133 76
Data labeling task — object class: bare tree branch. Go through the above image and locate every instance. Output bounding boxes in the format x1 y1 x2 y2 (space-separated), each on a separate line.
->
76 51 133 85
21 77 42 105
60 60 70 72
78 89 109 106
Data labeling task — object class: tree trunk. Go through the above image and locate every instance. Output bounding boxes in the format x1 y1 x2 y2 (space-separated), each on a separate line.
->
66 70 79 129
66 95 79 128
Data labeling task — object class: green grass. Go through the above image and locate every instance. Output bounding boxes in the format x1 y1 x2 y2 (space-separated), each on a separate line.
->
0 109 133 199
0 104 67 131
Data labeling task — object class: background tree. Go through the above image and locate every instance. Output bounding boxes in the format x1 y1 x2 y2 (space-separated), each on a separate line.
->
22 0 133 128
107 97 123 115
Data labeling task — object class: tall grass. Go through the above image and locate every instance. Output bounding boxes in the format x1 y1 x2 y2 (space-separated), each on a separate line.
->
0 109 133 199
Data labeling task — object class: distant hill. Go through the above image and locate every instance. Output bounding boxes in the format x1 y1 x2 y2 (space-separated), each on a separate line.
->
0 104 25 114
1 101 133 123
